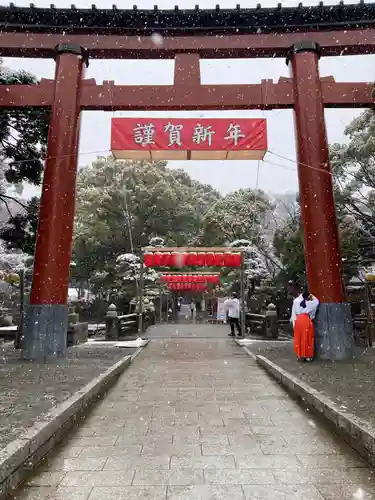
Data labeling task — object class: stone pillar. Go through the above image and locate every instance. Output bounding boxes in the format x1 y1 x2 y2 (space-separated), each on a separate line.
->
265 303 278 339
23 44 88 361
106 304 119 341
287 41 354 360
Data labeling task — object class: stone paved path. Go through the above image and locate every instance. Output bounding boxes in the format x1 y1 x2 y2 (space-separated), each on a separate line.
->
15 338 375 500
146 323 230 339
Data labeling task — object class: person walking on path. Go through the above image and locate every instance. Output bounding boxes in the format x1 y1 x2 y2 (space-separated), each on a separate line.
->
224 292 242 337
190 299 196 321
290 289 319 362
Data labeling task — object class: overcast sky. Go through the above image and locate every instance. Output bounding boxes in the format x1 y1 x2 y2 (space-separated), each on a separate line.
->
3 0 375 197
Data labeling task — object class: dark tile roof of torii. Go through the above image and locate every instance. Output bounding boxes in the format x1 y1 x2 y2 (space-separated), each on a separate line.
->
1 2 375 35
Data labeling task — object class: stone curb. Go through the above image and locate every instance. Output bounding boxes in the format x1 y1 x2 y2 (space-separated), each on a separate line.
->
0 342 148 500
238 342 375 468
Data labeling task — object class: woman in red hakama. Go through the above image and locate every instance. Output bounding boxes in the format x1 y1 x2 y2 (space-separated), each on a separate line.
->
291 290 319 362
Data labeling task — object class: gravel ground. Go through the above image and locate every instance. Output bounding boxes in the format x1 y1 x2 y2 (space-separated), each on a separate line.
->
247 340 375 427
0 342 137 450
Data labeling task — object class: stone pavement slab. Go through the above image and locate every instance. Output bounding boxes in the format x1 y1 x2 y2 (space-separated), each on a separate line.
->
145 323 230 339
0 343 137 450
11 333 375 500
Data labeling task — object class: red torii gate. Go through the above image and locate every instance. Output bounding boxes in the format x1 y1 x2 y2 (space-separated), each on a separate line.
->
0 5 371 360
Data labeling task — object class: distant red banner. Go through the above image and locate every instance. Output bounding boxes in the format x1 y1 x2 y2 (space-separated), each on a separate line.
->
144 251 242 268
111 118 267 161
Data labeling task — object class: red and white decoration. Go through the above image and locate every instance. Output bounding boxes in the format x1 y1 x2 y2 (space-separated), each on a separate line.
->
111 118 267 161
144 252 242 268
167 283 208 292
161 274 220 284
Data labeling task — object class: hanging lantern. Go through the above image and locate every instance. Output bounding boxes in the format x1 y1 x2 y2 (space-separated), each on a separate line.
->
176 252 188 268
170 252 178 267
144 253 154 267
196 253 205 267
232 253 242 267
224 252 241 267
153 252 163 266
213 253 225 266
205 252 215 266
160 252 171 267
186 252 197 266
223 253 234 267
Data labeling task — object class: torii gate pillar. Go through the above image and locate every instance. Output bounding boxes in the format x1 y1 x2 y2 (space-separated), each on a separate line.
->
288 41 354 360
22 44 87 361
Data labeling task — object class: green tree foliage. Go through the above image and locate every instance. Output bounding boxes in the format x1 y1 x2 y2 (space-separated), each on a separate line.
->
330 109 375 260
274 210 360 285
0 64 49 253
273 192 362 285
273 203 307 285
201 188 274 246
0 68 49 185
73 156 221 278
0 196 39 255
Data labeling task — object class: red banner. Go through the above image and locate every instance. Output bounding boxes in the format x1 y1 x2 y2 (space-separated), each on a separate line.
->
144 252 242 268
161 274 220 284
111 118 267 161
